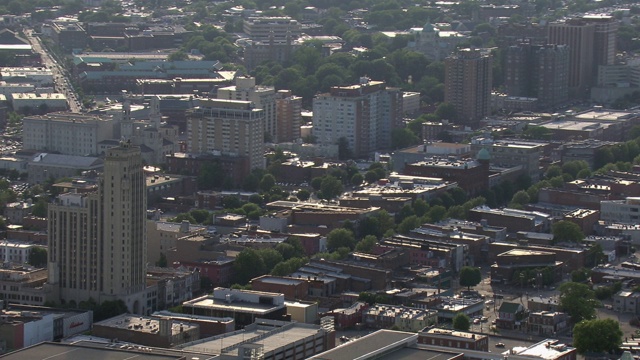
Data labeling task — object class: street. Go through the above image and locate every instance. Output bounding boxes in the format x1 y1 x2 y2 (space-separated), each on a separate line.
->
23 28 84 113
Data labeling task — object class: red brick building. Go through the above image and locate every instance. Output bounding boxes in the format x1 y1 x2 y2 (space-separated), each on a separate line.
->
418 328 489 351
404 156 489 195
165 152 250 187
325 302 368 329
173 258 234 287
251 275 310 300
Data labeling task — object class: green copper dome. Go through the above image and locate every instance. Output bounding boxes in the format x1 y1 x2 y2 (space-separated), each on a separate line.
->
477 148 491 161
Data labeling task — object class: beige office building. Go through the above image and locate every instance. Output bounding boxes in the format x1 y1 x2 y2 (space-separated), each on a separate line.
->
47 142 149 313
217 76 276 141
186 98 265 171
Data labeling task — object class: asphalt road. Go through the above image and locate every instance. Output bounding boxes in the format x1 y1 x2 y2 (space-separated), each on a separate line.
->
24 28 84 113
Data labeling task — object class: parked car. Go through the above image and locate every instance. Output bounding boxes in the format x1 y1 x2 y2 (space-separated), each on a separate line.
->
495 343 505 348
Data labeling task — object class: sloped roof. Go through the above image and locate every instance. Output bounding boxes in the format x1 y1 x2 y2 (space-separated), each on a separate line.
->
498 301 523 314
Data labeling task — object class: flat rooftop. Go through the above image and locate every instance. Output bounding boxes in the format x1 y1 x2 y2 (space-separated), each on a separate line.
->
95 314 197 335
376 347 462 360
514 340 575 360
309 330 417 359
2 342 185 360
498 249 553 257
184 297 283 315
539 120 607 131
575 110 634 121
423 327 486 339
180 323 321 356
253 276 304 286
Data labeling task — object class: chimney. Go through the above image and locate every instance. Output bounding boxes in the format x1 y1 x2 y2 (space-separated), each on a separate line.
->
180 220 190 233
158 318 172 337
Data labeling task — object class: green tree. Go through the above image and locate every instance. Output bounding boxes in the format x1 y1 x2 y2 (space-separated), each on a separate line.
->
545 165 562 179
233 248 267 285
552 220 584 243
523 125 552 140
275 243 296 260
364 170 380 183
511 190 531 206
168 50 189 61
311 177 323 191
283 237 306 257
223 195 242 209
28 247 47 267
156 253 168 267
197 160 224 189
397 215 420 234
435 102 457 120
355 235 378 253
170 213 197 224
586 243 606 267
320 175 344 199
459 266 482 290
428 205 447 222
351 173 364 186
558 282 599 323
189 209 211 224
296 189 311 201
452 313 470 331
327 228 356 251
256 248 284 272
94 300 129 322
391 128 420 149
260 173 276 193
271 257 307 276
337 137 353 160
413 199 429 217
31 198 48 218
573 318 622 354
571 268 591 283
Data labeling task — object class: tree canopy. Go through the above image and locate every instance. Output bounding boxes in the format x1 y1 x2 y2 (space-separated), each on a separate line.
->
232 248 267 285
558 282 599 323
452 313 470 331
552 220 584 243
326 228 356 251
459 266 482 290
573 318 622 354
28 247 47 268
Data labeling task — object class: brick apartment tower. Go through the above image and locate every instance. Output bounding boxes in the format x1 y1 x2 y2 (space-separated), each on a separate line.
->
444 48 493 128
275 90 302 143
504 43 569 110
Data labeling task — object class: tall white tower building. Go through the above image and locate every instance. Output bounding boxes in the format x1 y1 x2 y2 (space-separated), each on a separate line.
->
217 76 276 142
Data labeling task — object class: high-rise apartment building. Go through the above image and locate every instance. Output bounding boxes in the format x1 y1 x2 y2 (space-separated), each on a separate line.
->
584 15 618 70
547 15 617 99
217 76 276 142
548 19 595 97
47 142 149 313
504 43 569 110
444 48 492 128
312 78 403 158
186 98 265 171
275 90 302 143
